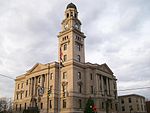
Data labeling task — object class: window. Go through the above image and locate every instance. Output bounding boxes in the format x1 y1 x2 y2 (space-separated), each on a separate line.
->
21 83 23 88
79 99 82 108
90 73 93 80
129 105 133 111
137 104 139 111
67 13 69 18
115 104 118 111
91 86 94 94
77 55 80 62
41 103 43 109
18 84 20 89
64 55 67 62
20 104 21 111
122 106 125 111
16 104 18 111
50 85 53 92
128 98 132 103
75 13 77 18
25 90 27 97
50 100 52 108
77 72 81 80
63 99 66 108
102 102 104 109
64 44 67 50
38 77 41 83
76 43 81 51
79 84 82 93
62 85 67 92
16 94 19 100
50 73 53 80
20 93 22 99
63 72 67 79
121 99 124 104
25 103 26 109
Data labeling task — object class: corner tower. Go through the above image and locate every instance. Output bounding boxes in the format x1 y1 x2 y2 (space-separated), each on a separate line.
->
58 3 86 64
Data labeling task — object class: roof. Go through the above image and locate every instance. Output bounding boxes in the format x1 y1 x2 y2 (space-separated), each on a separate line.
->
118 94 145 99
66 3 77 10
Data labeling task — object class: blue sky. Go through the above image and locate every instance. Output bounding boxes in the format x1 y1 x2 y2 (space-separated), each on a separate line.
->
0 0 150 99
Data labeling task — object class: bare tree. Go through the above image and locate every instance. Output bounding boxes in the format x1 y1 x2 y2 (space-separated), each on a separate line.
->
0 97 13 113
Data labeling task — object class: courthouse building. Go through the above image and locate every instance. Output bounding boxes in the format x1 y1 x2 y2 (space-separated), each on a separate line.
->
13 3 118 113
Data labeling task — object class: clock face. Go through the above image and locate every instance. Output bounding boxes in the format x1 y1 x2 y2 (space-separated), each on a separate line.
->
74 23 79 29
64 24 68 29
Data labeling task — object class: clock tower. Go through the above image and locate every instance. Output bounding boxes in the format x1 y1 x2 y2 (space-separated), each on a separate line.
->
58 3 86 64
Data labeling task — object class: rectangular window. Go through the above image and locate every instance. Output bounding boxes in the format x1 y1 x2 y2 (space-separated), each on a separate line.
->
50 73 53 80
41 103 43 109
129 98 132 103
18 84 20 89
50 100 52 108
20 93 22 99
63 72 67 79
79 99 82 108
63 99 66 108
64 55 67 62
16 104 18 111
20 104 21 111
91 86 94 94
38 77 41 83
25 90 27 97
121 99 124 104
25 103 26 109
16 94 19 100
122 106 125 111
102 102 104 109
90 73 93 80
77 72 81 80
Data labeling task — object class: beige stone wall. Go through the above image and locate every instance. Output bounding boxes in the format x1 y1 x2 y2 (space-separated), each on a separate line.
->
118 95 146 113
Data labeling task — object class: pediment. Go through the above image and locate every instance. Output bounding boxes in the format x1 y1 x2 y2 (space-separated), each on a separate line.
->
100 63 113 74
26 63 46 74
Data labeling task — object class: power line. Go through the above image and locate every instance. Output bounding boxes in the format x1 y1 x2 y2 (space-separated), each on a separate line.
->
118 86 150 92
0 73 150 92
0 74 15 80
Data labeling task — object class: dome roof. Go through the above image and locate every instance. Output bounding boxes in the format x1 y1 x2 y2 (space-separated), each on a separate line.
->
66 3 77 9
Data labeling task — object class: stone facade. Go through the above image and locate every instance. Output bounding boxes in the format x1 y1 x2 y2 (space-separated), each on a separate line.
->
13 3 118 113
118 94 146 113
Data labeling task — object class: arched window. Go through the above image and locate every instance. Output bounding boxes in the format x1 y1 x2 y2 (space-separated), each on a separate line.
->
77 72 81 80
64 44 67 50
79 84 82 93
77 55 80 62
